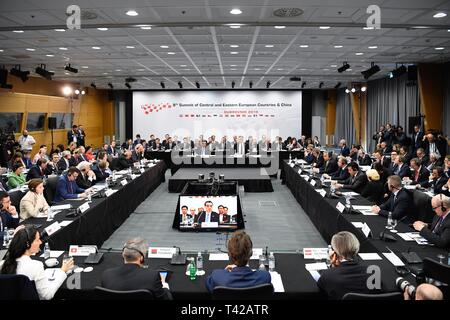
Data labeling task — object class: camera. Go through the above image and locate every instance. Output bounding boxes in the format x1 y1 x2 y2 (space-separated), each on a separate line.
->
396 277 416 299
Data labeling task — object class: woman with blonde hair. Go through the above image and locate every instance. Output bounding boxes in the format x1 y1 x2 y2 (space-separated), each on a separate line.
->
360 169 384 205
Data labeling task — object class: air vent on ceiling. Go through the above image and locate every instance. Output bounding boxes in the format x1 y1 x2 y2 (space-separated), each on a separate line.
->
273 8 304 18
66 10 98 20
289 76 302 81
346 37 358 40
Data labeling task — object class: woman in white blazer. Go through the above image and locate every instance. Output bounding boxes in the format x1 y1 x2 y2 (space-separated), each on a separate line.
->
0 225 74 300
19 179 50 220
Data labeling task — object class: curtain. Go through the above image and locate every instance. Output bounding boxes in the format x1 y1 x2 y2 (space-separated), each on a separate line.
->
335 89 356 146
366 74 419 152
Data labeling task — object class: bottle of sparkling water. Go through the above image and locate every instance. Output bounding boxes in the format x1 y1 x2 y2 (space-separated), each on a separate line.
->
189 258 197 280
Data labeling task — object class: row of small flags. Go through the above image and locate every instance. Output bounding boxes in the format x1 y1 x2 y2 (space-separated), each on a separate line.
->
179 114 275 118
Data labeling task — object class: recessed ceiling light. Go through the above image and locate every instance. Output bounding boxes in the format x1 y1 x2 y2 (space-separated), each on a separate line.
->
323 68 329 71
92 46 101 50
183 68 191 71
274 26 286 29
81 66 89 69
59 47 68 50
299 45 309 48
103 72 109 75
433 12 447 18
334 45 343 48
26 48 35 51
0 50 4 52
167 52 175 55
126 46 135 49
97 27 108 31
265 45 274 48
54 29 66 32
368 46 378 49
160 45 169 48
180 65 187 67
363 27 375 30
230 68 237 71
254 68 261 70
65 72 70 75
230 64 237 67
300 68 307 71
230 45 239 48
412 26 429 29
330 65 338 67
228 24 243 29
319 26 331 29
347 68 353 71
355 52 364 55
448 29 450 32
230 51 239 54
230 9 242 15
126 10 138 16
140 26 152 30
13 30 24 33
115 69 121 71
277 68 284 70
435 47 445 50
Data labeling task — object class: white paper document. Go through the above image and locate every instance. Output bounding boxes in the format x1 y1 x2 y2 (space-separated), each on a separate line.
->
269 271 285 292
308 270 321 282
382 252 405 266
358 253 382 261
352 205 372 210
208 253 230 261
341 191 359 196
352 222 365 228
305 262 328 271
40 250 65 258
51 204 71 210
59 220 73 227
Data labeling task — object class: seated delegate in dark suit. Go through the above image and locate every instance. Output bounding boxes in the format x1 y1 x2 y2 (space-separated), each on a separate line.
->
195 201 219 224
413 194 450 249
334 162 367 194
75 162 96 189
339 139 350 157
392 156 411 180
424 167 448 194
372 175 413 222
132 144 145 162
93 161 110 182
57 151 72 172
409 158 430 187
115 151 133 171
26 159 47 181
360 169 384 205
206 231 271 293
101 238 172 299
357 150 372 166
324 157 350 181
53 167 87 203
317 231 381 299
313 152 337 175
0 192 20 229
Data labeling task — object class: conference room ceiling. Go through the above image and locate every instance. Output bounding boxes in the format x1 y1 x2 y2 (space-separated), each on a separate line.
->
0 0 449 90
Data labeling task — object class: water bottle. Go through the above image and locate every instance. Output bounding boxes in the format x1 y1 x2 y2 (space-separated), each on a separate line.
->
44 242 50 259
3 227 9 247
268 252 275 271
196 252 203 272
326 245 332 267
289 153 292 163
47 207 53 221
112 170 116 181
387 212 394 229
189 258 197 280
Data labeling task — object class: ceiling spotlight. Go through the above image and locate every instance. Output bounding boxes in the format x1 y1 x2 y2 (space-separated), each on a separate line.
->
249 81 253 89
389 65 407 79
125 83 131 89
266 81 271 89
301 82 306 88
126 10 138 16
361 62 380 79
10 65 30 82
160 81 165 89
334 82 341 89
74 89 80 95
90 83 97 89
63 86 73 96
108 83 114 89
433 12 447 18
195 81 200 89
361 86 367 92
35 64 54 80
231 81 235 88
337 62 350 73
351 88 356 93
319 82 324 89
178 81 183 89
64 64 78 73
345 88 350 94
230 8 242 15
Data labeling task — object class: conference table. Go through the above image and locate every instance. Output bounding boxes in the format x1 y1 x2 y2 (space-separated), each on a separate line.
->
281 160 447 265
21 160 167 251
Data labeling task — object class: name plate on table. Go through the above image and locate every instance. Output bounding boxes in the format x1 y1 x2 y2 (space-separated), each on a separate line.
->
45 221 61 236
336 202 346 213
105 189 117 197
140 168 145 173
130 174 137 180
250 248 263 260
78 202 90 213
303 248 328 260
310 179 316 187
317 189 327 197
69 245 97 257
361 223 372 238
120 179 128 186
298 169 303 174
289 163 295 168
201 222 218 228
148 247 177 258
300 175 310 181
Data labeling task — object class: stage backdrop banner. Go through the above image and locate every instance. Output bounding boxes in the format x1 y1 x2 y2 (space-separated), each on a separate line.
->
133 91 302 140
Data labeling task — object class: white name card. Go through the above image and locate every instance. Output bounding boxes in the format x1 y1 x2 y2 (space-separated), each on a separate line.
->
250 248 263 260
148 247 177 258
131 174 137 180
361 223 372 238
289 163 295 168
78 202 90 213
298 169 303 174
140 168 145 173
317 189 327 197
45 221 61 236
336 202 346 213
310 179 316 187
69 245 97 257
120 179 128 186
201 222 219 228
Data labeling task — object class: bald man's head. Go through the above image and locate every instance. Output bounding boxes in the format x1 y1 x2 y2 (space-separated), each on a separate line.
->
415 284 443 300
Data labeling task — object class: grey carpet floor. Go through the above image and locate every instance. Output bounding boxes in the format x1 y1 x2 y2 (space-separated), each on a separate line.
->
102 171 326 252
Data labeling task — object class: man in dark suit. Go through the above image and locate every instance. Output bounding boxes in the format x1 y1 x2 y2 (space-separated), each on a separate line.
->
218 136 231 151
45 153 59 175
93 161 110 182
132 144 145 162
380 141 392 155
339 139 350 157
106 141 118 157
357 149 372 166
53 167 87 202
372 149 391 170
206 231 271 293
76 162 96 189
314 152 338 175
410 158 430 187
392 156 411 179
412 125 424 154
57 151 72 172
196 201 219 224
26 159 47 181
101 238 172 299
372 175 413 221
317 231 381 299
416 148 429 167
425 167 448 194
335 162 368 194
115 151 133 171
413 194 450 249
0 192 20 230
67 125 81 147
195 140 211 156
78 125 86 147
324 157 350 181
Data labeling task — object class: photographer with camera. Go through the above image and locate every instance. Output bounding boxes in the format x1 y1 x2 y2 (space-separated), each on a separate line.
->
397 278 443 300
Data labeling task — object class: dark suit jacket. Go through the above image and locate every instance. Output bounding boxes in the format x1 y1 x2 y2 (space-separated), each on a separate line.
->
57 158 70 172
67 130 80 146
394 164 411 179
233 143 248 154
0 210 20 229
314 155 325 170
417 155 429 167
53 175 85 202
332 167 350 181
106 146 117 156
205 266 271 293
320 158 338 174
341 171 368 194
26 165 44 181
131 151 145 162
340 146 350 157
411 167 430 187
413 131 424 150
420 213 450 249
358 155 372 166
425 176 449 195
116 156 132 171
196 211 219 224
378 188 412 221
76 173 94 189
93 167 110 182
317 261 379 300
360 180 384 205
101 264 172 300
44 163 58 176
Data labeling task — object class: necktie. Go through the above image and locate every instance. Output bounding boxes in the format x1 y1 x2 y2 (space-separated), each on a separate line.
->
432 216 443 233
206 213 210 223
